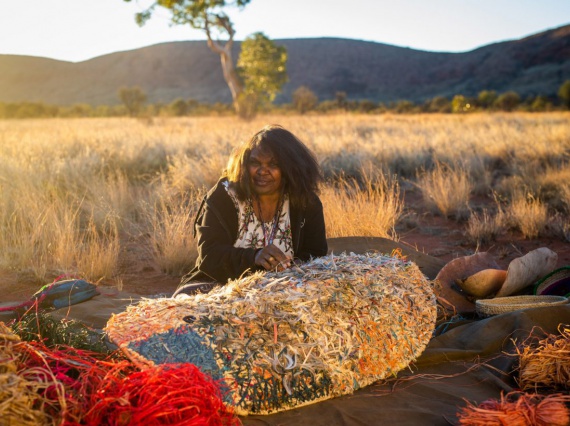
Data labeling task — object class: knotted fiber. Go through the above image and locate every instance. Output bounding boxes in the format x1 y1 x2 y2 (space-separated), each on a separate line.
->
517 326 570 391
106 252 437 415
457 392 570 426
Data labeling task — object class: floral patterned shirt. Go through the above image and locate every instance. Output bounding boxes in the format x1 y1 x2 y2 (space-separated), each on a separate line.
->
223 181 293 258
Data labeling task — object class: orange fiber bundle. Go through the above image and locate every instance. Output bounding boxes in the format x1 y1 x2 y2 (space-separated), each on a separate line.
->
517 326 570 391
456 392 570 426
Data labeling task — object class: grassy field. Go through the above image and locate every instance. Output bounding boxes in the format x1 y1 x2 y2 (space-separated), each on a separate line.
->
1 113 569 287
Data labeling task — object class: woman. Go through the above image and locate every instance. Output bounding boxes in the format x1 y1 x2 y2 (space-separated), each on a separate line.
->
175 124 328 295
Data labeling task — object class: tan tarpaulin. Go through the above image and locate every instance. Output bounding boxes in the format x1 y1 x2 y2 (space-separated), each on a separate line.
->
15 237 568 425
50 298 570 425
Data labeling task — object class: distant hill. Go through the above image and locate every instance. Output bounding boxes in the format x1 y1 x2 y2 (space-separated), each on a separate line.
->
1 24 569 105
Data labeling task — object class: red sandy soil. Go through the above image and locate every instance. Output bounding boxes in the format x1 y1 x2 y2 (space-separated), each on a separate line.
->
397 189 570 271
1 188 569 305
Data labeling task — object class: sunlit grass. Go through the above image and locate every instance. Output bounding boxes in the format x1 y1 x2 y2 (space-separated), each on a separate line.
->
507 193 549 239
0 112 569 289
465 208 507 246
415 162 472 220
144 193 202 275
322 173 402 239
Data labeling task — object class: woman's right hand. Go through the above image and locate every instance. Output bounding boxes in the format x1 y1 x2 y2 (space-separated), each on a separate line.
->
255 244 292 271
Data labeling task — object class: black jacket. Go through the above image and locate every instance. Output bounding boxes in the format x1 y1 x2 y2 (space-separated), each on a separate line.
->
181 178 328 284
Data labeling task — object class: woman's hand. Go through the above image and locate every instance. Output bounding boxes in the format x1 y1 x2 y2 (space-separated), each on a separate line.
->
255 244 292 271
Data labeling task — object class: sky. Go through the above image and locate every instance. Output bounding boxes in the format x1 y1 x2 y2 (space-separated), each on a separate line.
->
0 0 569 63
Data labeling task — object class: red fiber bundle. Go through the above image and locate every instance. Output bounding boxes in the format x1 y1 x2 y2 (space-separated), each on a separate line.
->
16 341 123 421
80 363 240 426
457 391 570 426
12 340 239 425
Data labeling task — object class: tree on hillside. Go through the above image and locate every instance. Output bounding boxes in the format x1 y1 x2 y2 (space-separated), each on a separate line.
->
357 99 377 113
292 86 318 114
118 86 147 116
169 98 189 116
394 100 415 114
494 91 520 112
69 104 93 118
426 96 450 113
530 95 552 112
477 90 497 110
451 95 471 113
558 80 570 109
335 91 348 110
125 0 251 115
236 32 288 119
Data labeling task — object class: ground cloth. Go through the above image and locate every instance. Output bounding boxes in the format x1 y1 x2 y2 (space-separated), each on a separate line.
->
241 305 570 425
40 237 567 424
49 298 570 424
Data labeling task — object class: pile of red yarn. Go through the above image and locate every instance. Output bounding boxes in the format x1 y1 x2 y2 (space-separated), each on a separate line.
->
1 323 240 426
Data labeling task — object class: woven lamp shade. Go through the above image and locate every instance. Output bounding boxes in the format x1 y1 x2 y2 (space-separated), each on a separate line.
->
106 252 437 415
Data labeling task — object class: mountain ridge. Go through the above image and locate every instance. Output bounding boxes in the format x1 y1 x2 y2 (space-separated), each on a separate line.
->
1 24 569 105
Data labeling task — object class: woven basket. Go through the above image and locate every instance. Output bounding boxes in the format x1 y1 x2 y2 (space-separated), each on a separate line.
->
534 266 570 297
476 295 568 317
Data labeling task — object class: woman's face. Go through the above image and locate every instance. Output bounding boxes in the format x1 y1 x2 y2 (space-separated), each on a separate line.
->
248 146 282 198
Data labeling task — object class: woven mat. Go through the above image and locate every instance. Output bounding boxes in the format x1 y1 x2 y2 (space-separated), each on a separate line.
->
105 252 437 415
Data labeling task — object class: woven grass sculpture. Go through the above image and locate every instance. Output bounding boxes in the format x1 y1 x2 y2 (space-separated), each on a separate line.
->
105 252 437 415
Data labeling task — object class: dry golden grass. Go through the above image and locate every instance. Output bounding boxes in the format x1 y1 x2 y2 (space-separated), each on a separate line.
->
507 193 549 239
562 184 570 213
322 173 402 239
0 113 569 287
415 162 472 219
465 206 508 246
145 194 202 275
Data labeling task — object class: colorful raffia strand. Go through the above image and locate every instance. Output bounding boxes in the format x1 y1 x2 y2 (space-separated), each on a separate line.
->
457 392 570 426
516 325 570 391
106 252 437 415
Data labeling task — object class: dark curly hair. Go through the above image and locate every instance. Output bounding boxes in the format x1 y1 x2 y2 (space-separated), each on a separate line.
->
225 125 322 209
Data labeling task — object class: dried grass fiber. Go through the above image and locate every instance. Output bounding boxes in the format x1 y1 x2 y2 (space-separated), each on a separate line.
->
1 321 239 425
518 326 570 391
0 323 53 426
105 252 437 415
